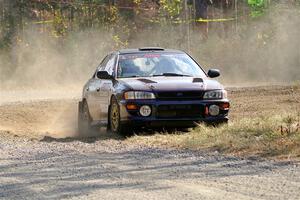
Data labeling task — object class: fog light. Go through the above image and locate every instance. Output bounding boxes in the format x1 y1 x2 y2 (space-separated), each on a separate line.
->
126 104 138 110
139 105 151 117
209 105 220 116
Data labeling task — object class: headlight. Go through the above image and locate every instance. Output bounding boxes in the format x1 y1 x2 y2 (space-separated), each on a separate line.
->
124 91 156 100
203 90 227 99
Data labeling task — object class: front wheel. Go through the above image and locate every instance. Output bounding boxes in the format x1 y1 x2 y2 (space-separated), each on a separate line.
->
109 98 132 136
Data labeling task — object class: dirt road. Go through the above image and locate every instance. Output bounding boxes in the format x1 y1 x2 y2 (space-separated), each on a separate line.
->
0 86 300 199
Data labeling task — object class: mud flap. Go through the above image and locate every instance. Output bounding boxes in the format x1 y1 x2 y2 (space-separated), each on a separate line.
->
78 101 83 128
78 101 83 114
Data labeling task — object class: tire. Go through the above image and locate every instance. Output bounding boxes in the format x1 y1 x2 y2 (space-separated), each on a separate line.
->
109 97 132 136
78 100 97 137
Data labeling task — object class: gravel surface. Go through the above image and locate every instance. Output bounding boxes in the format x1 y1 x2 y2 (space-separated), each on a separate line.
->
0 131 299 200
1 86 300 199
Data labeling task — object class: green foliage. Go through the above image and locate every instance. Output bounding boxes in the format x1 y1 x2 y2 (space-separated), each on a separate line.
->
0 0 299 51
159 0 183 19
112 34 128 49
53 12 67 37
105 6 120 25
247 0 266 17
248 0 264 7
0 1 19 49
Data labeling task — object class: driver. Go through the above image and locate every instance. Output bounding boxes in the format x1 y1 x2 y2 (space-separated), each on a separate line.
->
118 59 142 77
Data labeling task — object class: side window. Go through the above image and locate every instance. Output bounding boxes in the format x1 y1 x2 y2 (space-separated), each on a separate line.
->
105 54 117 75
93 55 110 78
99 55 111 71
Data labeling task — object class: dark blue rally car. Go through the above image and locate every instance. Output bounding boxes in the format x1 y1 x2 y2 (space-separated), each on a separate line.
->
78 47 230 135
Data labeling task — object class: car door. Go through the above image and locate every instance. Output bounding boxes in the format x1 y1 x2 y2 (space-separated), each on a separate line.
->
98 54 117 121
87 55 110 121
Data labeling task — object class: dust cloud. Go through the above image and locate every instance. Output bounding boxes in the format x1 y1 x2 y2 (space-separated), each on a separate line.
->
0 29 113 91
0 4 299 138
0 4 299 92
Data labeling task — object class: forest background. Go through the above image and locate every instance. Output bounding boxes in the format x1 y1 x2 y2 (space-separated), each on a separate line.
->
0 0 299 89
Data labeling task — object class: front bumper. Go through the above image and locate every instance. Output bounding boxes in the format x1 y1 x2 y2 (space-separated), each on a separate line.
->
119 99 229 128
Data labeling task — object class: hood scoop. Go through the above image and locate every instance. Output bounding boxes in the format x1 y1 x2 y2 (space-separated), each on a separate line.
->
137 78 157 84
193 78 203 83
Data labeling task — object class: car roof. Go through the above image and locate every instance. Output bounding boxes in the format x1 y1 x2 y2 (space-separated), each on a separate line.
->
117 47 185 55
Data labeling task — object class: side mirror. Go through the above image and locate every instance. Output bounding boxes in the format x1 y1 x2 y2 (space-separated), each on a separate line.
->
97 71 113 79
207 69 220 78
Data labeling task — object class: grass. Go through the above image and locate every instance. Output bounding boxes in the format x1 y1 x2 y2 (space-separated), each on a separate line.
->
292 81 300 90
128 113 300 159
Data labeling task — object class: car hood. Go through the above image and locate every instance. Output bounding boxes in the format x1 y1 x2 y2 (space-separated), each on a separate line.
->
119 77 224 92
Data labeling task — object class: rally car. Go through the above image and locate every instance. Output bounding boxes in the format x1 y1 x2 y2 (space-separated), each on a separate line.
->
78 47 229 136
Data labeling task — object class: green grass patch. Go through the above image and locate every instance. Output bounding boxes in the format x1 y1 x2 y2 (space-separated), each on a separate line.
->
128 113 300 159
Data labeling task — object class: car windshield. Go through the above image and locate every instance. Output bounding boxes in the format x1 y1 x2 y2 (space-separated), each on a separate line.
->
117 53 206 78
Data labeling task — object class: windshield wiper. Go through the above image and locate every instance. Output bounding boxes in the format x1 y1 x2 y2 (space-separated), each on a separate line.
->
152 73 192 77
123 75 141 78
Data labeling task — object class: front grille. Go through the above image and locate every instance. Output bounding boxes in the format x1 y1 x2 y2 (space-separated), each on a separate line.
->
156 91 204 101
157 104 204 118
